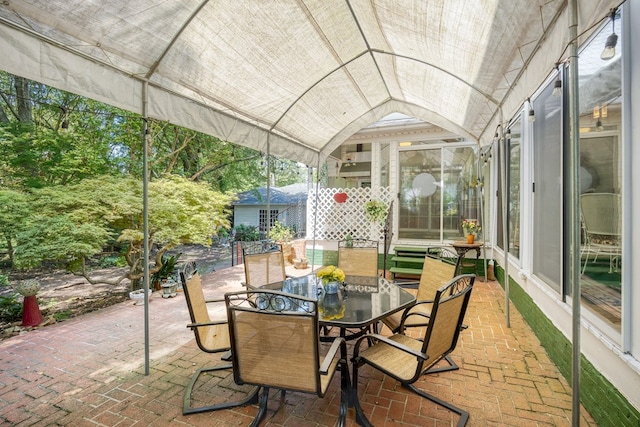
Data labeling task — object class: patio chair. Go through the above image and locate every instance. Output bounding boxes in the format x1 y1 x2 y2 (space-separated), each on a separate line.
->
338 239 379 279
242 247 287 289
179 266 258 415
225 289 349 427
382 247 460 334
580 193 621 274
381 248 463 375
352 274 475 427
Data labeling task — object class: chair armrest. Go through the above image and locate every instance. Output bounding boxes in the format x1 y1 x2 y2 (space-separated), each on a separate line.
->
319 337 346 374
398 299 433 324
204 297 225 304
186 319 227 330
393 279 420 289
400 311 431 329
354 333 427 361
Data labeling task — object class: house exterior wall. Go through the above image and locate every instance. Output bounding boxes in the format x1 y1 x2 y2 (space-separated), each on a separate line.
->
233 205 307 236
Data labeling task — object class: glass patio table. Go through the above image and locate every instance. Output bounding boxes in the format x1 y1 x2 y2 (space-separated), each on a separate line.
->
261 274 416 336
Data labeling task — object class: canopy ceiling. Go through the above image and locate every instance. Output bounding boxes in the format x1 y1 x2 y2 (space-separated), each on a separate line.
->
0 0 616 165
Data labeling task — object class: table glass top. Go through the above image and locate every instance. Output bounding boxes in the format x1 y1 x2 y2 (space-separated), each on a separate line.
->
268 274 415 327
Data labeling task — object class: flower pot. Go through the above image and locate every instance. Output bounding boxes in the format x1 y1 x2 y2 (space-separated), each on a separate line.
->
319 289 345 320
129 288 152 305
466 234 475 244
161 280 178 298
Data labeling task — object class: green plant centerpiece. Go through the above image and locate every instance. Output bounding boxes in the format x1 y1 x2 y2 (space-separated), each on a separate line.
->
364 199 388 224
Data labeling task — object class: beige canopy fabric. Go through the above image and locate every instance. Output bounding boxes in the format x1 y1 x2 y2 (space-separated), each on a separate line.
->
0 0 617 162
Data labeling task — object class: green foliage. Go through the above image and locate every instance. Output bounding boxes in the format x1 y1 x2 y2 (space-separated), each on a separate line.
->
0 294 22 322
364 200 388 224
151 253 181 282
53 310 73 321
7 175 232 285
233 224 261 242
267 221 293 243
98 255 127 268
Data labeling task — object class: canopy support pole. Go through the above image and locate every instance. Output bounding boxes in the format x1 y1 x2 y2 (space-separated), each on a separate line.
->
266 135 271 239
568 0 581 422
142 82 150 375
310 158 322 269
498 110 510 328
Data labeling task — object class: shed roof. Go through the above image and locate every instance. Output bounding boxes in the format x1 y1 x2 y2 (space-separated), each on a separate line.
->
0 1 616 164
235 183 309 206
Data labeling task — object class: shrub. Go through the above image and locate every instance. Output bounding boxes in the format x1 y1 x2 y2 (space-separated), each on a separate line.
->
233 224 261 241
0 294 22 323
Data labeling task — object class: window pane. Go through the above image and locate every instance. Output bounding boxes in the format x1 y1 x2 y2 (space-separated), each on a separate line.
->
532 83 562 292
508 128 521 258
578 14 622 331
444 146 478 241
398 146 477 241
398 149 442 240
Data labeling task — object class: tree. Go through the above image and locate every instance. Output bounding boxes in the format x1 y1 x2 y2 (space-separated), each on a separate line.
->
12 175 234 289
0 190 30 266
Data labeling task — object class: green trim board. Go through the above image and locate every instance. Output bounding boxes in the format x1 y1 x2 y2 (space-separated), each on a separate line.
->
495 265 639 427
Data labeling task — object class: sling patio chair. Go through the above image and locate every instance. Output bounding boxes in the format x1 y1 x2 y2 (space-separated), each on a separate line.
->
351 274 475 427
381 248 464 374
179 265 258 415
337 238 380 336
382 246 460 333
337 239 379 280
580 193 621 274
242 246 287 289
225 289 350 427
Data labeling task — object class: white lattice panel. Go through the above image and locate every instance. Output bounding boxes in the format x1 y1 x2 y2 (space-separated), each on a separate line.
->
307 187 393 241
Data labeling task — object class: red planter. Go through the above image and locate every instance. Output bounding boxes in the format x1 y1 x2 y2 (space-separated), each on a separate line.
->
333 192 348 203
21 295 44 327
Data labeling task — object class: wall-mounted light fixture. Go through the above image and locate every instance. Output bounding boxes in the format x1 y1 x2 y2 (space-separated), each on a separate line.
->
596 119 604 131
552 64 562 97
399 141 412 147
601 8 618 60
527 98 536 123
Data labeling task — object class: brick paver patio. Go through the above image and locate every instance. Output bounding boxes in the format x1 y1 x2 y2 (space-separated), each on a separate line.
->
0 265 596 426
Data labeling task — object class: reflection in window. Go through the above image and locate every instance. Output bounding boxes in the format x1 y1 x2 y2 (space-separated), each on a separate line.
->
508 126 521 258
496 121 521 260
578 13 622 331
397 146 477 241
532 82 562 292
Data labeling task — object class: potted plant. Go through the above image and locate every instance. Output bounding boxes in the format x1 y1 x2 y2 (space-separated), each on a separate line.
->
151 253 181 291
268 221 295 264
462 219 481 243
316 265 345 294
364 200 388 224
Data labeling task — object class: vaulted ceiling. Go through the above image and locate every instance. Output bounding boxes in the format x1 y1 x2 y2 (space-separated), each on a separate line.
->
0 0 616 165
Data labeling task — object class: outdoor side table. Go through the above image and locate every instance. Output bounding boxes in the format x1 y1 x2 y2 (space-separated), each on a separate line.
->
452 241 483 277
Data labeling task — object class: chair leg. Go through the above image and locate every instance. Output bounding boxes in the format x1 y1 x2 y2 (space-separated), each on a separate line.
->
405 383 469 427
249 387 270 427
351 360 375 427
182 364 259 415
337 359 349 427
421 355 459 375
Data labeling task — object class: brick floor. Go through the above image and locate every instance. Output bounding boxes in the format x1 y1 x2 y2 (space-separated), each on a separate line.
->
0 265 596 426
